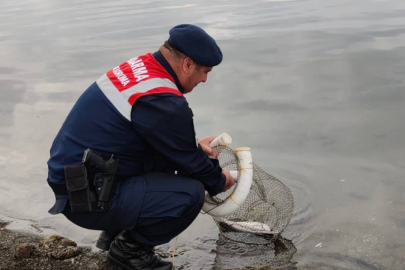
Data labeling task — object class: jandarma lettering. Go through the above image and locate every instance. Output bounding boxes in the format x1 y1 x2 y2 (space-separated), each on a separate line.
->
113 66 130 86
127 57 149 82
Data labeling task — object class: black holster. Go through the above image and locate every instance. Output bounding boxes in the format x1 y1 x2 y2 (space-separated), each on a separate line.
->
82 149 119 210
64 164 92 213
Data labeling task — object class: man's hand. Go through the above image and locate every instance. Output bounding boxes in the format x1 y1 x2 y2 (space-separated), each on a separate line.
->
197 135 218 158
222 168 235 192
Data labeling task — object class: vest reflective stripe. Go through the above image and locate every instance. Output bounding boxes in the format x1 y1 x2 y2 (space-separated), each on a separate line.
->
121 78 177 102
96 53 182 121
97 73 133 121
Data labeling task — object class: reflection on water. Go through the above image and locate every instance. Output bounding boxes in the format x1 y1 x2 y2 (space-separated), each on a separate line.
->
1 0 405 269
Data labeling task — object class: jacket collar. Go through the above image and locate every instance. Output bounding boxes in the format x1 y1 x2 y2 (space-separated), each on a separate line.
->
153 51 185 93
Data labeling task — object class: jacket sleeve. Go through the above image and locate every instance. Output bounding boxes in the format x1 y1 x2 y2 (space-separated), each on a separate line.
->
131 95 225 196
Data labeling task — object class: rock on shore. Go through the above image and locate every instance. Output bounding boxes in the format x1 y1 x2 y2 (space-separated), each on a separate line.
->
0 221 116 270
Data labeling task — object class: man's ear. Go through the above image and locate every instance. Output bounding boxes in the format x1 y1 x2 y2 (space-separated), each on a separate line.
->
182 57 194 74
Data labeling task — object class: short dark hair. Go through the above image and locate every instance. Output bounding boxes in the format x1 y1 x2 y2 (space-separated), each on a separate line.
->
164 40 185 60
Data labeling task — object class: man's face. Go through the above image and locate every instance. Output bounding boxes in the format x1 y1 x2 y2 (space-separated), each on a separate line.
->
181 61 213 94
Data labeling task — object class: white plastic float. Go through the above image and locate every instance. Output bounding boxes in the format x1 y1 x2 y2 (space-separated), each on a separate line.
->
202 133 253 217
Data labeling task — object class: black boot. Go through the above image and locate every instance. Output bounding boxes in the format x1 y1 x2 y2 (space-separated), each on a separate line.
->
107 231 173 270
96 230 121 251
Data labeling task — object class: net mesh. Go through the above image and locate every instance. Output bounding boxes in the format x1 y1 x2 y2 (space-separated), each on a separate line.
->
205 146 294 245
214 233 297 270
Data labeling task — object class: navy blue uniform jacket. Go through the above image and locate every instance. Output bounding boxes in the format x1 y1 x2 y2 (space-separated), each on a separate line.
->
47 51 225 214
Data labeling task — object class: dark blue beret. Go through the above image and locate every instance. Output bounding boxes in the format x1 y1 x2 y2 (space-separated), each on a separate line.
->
168 24 223 67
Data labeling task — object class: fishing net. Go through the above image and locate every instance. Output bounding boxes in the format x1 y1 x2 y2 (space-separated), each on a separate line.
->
205 146 294 245
214 233 297 270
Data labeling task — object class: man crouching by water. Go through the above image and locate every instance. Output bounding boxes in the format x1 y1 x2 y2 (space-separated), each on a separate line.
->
46 24 235 270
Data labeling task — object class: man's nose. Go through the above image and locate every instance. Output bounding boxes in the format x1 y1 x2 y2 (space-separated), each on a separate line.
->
202 74 207 83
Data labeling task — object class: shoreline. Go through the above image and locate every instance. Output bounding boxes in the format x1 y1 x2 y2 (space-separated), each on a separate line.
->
0 219 117 270
0 219 177 270
0 217 296 270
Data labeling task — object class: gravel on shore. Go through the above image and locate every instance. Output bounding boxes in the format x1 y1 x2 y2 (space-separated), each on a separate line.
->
0 220 181 270
0 220 117 270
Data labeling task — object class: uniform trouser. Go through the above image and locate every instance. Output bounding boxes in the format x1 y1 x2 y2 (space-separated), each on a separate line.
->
61 172 205 247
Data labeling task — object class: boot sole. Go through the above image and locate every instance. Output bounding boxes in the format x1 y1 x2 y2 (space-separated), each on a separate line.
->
107 253 134 270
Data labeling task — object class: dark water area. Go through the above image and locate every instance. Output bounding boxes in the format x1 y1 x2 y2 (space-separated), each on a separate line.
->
1 0 405 269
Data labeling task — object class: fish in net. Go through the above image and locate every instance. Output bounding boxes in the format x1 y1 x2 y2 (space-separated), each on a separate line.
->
205 146 294 245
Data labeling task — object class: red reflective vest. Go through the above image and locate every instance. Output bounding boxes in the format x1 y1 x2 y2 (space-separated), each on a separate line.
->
96 53 183 121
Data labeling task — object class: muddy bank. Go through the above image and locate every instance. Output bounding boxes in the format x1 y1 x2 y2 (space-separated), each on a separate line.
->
0 220 186 270
0 221 117 270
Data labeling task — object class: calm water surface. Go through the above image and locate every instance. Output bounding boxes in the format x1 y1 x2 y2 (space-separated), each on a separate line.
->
1 0 405 269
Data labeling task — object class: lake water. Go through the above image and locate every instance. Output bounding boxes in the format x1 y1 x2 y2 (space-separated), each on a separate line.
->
1 0 405 269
